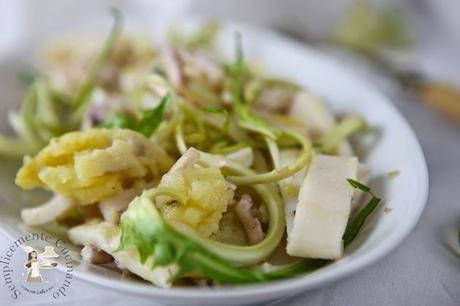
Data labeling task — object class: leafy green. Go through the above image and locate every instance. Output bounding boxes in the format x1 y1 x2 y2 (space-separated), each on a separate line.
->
101 92 171 137
227 33 281 140
343 178 381 247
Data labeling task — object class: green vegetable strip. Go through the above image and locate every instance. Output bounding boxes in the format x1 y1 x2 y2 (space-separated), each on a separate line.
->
35 80 60 129
8 89 41 145
180 103 207 142
70 8 123 124
202 107 230 134
262 259 328 279
227 131 312 186
343 178 381 247
266 136 280 169
229 33 281 140
0 135 40 158
317 116 368 154
210 142 253 154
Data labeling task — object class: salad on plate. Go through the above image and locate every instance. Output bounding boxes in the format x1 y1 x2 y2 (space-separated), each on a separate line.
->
3 11 381 288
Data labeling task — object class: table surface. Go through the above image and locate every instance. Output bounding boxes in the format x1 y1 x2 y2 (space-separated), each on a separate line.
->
1 1 460 305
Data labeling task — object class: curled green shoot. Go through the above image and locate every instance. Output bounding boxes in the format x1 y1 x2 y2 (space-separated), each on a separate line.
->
227 131 312 186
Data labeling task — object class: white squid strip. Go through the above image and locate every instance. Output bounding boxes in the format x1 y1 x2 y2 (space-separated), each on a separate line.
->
286 154 358 259
69 221 178 288
21 195 75 226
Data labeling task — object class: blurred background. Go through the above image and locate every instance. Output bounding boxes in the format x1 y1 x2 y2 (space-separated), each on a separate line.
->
1 0 460 126
0 0 459 305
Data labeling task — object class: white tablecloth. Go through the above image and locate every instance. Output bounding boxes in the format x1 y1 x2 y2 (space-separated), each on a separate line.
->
1 1 460 305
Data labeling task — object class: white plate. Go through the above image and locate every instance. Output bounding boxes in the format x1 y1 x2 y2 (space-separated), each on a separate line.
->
0 21 428 306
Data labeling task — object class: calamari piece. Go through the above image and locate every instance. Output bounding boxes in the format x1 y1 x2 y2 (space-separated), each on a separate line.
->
254 87 295 114
15 129 173 205
289 91 335 138
99 181 157 224
180 49 223 86
69 221 177 288
234 194 264 245
225 147 254 167
81 245 114 264
289 91 353 155
277 149 308 237
287 154 358 259
21 195 76 226
99 188 141 225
